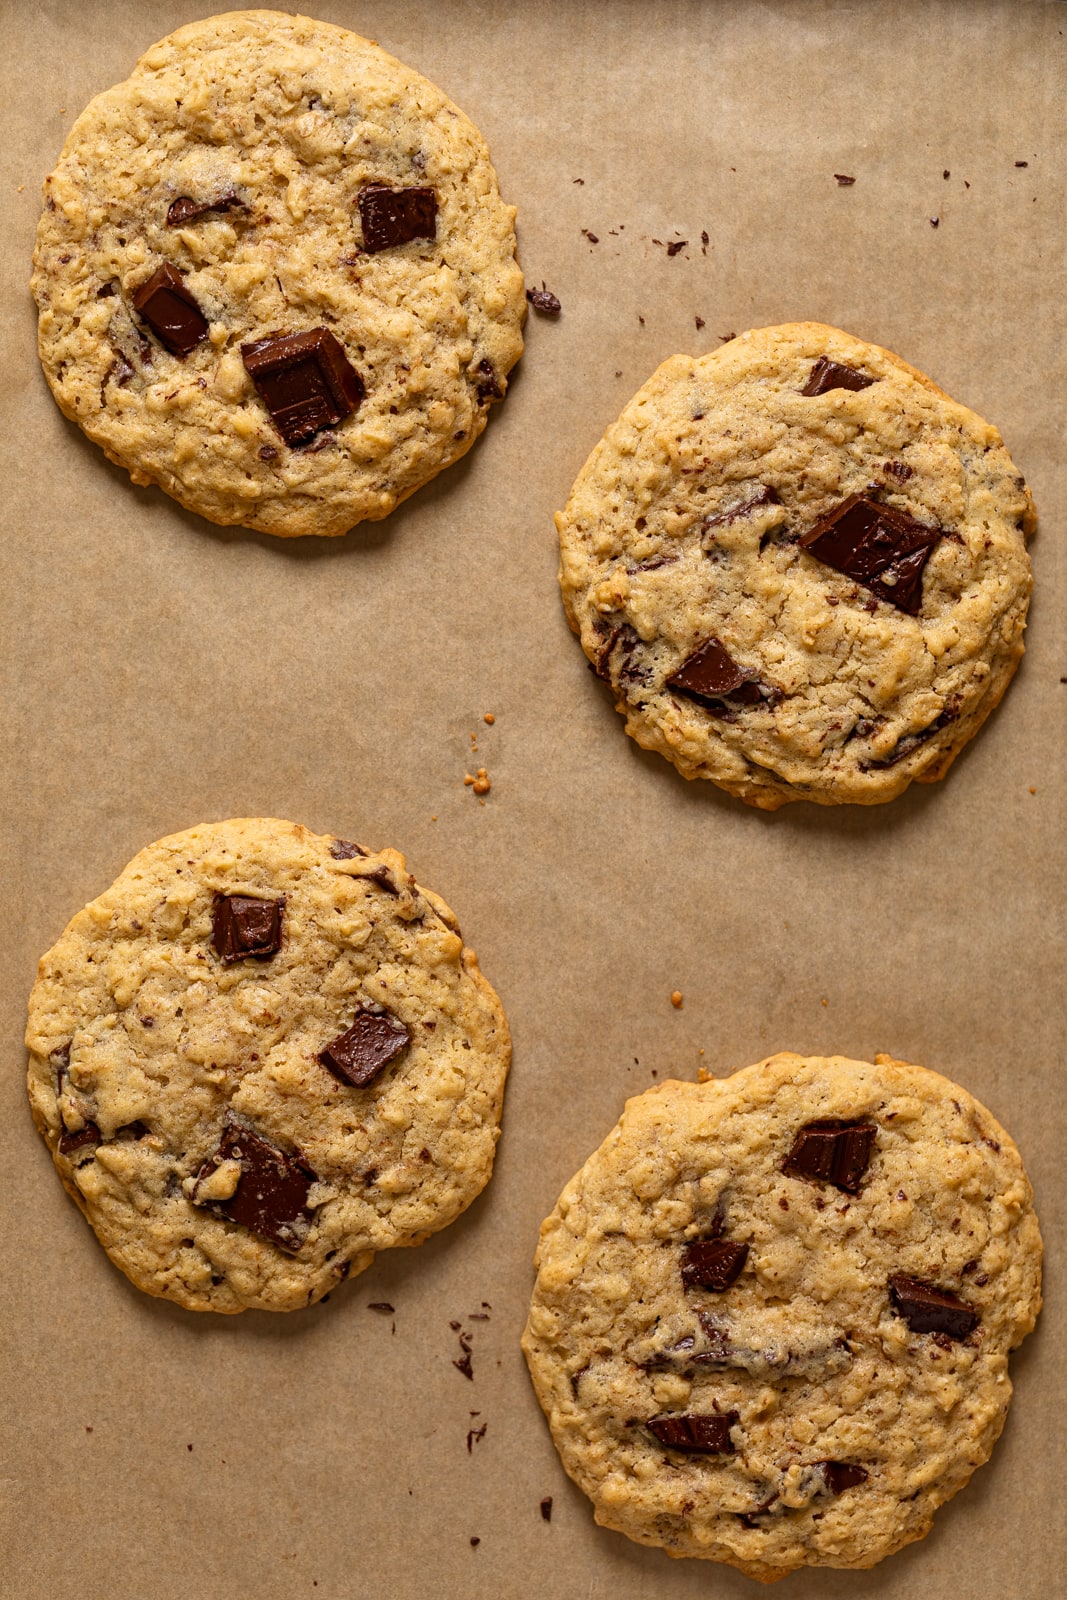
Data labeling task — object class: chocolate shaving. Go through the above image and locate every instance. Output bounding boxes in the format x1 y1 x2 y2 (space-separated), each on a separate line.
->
132 262 209 356
783 1121 877 1194
888 1275 979 1340
647 1412 738 1454
800 493 943 614
318 1007 411 1089
358 184 437 252
211 895 284 964
801 356 876 396
189 1112 317 1252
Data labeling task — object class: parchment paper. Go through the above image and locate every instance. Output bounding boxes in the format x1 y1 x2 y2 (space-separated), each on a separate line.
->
1 3 1063 1596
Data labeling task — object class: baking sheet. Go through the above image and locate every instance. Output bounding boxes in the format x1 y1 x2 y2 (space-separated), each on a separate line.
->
1 2 1063 1595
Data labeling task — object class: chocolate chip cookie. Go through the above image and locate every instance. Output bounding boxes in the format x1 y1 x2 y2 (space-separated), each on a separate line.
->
32 11 525 536
522 1052 1041 1580
27 818 510 1312
557 323 1035 807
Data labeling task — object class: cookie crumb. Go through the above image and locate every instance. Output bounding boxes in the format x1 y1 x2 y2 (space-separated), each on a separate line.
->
464 768 491 795
670 990 683 1009
1029 786 1036 795
821 998 828 1007
483 712 495 724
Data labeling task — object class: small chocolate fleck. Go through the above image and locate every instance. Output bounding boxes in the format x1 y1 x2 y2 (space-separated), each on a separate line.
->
667 637 780 714
526 283 562 315
258 444 278 461
888 1274 979 1340
647 1412 738 1454
930 216 940 228
190 1111 316 1252
702 486 779 531
666 239 687 257
1014 160 1029 168
166 191 246 227
242 328 364 446
582 229 599 244
211 895 283 964
330 838 367 860
801 356 875 396
783 1121 877 1193
319 1008 410 1088
820 1461 869 1494
834 173 856 185
681 1239 749 1292
358 184 437 252
800 493 943 614
881 460 914 482
132 262 209 356
540 1496 553 1521
368 1301 395 1314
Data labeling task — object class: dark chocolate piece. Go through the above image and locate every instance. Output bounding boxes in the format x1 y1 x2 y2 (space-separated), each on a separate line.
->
862 700 960 769
319 1008 411 1088
666 638 780 713
211 894 284 964
358 184 437 252
526 283 562 315
363 865 400 896
166 191 246 227
190 1112 316 1252
593 621 648 688
702 486 779 531
241 328 364 446
59 1121 101 1156
819 1461 869 1494
800 493 943 614
888 1275 979 1340
540 1496 553 1522
473 357 503 403
647 1412 739 1454
681 1239 749 1292
783 1121 877 1194
330 838 367 860
132 262 209 356
801 356 876 396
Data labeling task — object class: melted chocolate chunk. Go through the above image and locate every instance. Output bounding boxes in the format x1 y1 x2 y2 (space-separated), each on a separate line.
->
862 700 960 769
330 839 367 860
132 262 209 356
59 1121 101 1156
526 283 562 315
211 894 284 964
820 1461 869 1494
800 494 943 615
473 358 503 403
166 191 246 227
241 328 364 446
888 1275 979 1340
783 1121 876 1193
358 184 437 252
681 1239 749 1292
800 356 876 396
702 486 779 531
594 621 648 688
319 1008 411 1088
190 1112 317 1252
647 1412 739 1454
666 638 780 714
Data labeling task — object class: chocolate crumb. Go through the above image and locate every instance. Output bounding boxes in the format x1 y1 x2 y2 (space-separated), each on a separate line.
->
666 239 687 257
930 216 940 227
470 1537 480 1548
701 230 709 252
834 173 856 185
943 169 951 178
1015 160 1029 168
466 1423 487 1453
695 316 705 329
540 1497 553 1522
368 1302 395 1314
582 229 599 244
526 283 562 315
719 332 736 343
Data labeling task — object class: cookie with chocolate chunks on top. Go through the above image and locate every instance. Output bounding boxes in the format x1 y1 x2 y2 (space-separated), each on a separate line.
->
32 11 524 536
523 1051 1041 1581
26 818 510 1313
556 322 1034 807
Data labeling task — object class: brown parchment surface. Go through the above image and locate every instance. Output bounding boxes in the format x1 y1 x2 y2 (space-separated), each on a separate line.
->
1 2 1063 1596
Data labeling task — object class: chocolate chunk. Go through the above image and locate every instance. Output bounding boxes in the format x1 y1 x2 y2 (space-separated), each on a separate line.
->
801 356 876 396
358 184 437 252
702 486 780 531
473 357 503 403
800 493 943 614
647 1412 739 1454
888 1275 979 1340
190 1112 316 1252
526 283 562 315
211 894 284 964
783 1121 876 1193
319 1008 411 1088
862 700 960 769
242 328 364 446
362 865 400 896
819 1461 869 1494
594 621 648 688
166 191 246 227
329 838 367 860
667 638 780 714
681 1239 749 1292
132 262 209 356
59 1121 101 1156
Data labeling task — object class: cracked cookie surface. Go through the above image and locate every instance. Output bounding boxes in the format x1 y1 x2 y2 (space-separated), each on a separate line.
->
522 1052 1041 1580
27 818 510 1312
32 10 524 536
556 323 1034 807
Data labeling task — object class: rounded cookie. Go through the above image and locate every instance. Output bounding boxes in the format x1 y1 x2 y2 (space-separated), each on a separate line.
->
32 10 524 536
26 818 510 1312
557 323 1035 807
522 1052 1041 1581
